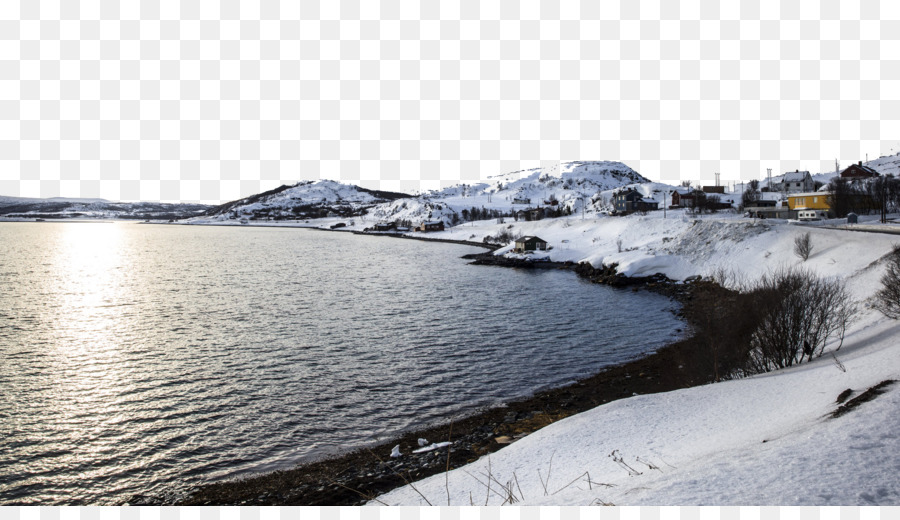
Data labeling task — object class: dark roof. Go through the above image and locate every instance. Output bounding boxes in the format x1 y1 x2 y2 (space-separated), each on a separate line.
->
516 236 547 244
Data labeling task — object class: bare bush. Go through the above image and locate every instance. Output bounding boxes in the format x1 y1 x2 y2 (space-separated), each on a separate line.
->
874 245 900 319
746 268 856 373
794 232 813 261
482 229 522 245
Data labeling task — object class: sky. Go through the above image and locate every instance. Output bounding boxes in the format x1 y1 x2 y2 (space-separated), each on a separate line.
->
0 1 899 204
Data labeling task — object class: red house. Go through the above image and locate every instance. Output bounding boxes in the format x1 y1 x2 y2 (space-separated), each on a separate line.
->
670 189 695 208
840 161 880 180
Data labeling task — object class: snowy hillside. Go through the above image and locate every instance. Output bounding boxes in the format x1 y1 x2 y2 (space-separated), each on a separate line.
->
191 161 668 227
366 161 666 226
863 152 900 177
0 195 209 220
197 180 410 221
370 209 900 506
755 153 900 192
429 160 651 211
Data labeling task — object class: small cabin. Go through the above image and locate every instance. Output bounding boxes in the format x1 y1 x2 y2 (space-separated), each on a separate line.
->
372 222 396 232
670 190 694 208
514 236 548 252
638 198 659 211
418 221 445 232
513 197 531 205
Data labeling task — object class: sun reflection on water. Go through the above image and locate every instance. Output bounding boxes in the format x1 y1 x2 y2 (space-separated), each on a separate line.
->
41 223 142 470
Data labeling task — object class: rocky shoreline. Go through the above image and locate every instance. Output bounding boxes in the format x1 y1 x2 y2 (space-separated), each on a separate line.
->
140 252 721 507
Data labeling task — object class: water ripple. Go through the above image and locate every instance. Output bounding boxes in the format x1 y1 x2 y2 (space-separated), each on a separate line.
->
0 223 683 505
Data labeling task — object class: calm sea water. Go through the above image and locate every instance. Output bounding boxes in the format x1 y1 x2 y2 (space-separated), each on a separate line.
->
0 222 683 505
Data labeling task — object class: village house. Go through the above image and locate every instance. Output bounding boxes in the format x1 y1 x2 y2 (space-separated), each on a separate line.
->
701 185 725 194
515 207 545 221
614 189 658 214
787 192 832 219
840 161 880 180
514 236 548 253
371 222 396 232
773 170 815 193
512 197 531 205
418 221 445 232
670 189 694 208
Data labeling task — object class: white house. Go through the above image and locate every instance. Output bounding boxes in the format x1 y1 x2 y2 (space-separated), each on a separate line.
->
773 170 815 193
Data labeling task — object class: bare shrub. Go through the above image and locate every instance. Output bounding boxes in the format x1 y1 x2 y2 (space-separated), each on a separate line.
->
794 232 813 261
745 268 856 373
874 245 900 319
482 229 522 245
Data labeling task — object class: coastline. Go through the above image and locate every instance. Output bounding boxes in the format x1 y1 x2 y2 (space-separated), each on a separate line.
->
154 254 723 507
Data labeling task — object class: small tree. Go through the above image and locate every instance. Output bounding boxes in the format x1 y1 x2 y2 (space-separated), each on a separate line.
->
746 269 856 372
826 177 850 218
875 245 900 319
794 232 813 261
688 190 708 215
741 180 761 209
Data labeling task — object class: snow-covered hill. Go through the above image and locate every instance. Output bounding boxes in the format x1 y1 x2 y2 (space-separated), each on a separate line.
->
190 161 669 227
862 152 900 177
762 153 900 191
366 161 667 226
197 180 411 221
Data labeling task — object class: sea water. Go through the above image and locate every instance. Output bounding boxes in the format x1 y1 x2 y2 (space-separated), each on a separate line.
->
0 222 683 504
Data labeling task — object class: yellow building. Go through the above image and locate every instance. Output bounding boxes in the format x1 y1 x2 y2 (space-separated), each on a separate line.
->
787 192 831 211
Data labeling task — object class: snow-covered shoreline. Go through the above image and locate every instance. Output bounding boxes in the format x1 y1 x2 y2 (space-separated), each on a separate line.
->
366 210 900 506
192 208 900 506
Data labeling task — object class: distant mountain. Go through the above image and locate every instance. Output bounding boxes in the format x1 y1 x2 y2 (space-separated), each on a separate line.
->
0 161 667 225
190 161 663 226
0 196 210 220
199 180 412 221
